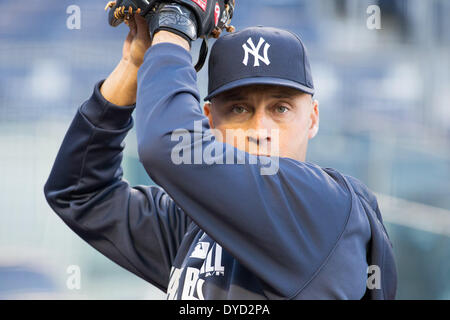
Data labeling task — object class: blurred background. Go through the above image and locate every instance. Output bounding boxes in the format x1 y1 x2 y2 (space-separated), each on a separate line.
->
0 0 449 299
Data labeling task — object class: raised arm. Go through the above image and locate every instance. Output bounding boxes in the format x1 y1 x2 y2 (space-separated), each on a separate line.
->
43 17 192 291
135 33 353 298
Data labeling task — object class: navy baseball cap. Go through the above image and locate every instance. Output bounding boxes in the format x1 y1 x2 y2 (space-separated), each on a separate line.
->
204 26 315 101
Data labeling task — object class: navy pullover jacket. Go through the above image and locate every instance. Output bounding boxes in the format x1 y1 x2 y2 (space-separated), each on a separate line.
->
44 43 397 299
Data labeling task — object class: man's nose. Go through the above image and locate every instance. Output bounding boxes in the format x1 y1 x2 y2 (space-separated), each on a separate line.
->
247 135 270 146
246 112 274 145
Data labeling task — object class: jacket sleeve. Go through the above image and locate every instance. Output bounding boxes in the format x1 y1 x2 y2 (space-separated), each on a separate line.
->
135 43 353 299
344 174 397 299
43 81 192 292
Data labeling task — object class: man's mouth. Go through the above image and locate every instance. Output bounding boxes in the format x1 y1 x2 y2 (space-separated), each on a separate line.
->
248 152 273 157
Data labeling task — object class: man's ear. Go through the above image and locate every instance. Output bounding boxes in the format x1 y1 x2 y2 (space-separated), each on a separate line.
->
203 102 215 128
308 99 319 139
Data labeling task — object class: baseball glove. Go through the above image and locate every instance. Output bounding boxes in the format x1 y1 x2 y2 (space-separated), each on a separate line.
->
105 0 235 71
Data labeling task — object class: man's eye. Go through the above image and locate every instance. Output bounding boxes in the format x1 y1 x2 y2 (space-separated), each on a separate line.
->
275 105 289 113
231 106 247 114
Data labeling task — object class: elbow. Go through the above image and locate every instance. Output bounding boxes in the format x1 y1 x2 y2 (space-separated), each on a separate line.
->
43 175 72 218
137 136 164 172
137 127 172 172
43 176 86 229
43 176 55 205
43 177 61 213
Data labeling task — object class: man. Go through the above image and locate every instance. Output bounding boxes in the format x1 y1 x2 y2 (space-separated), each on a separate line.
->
44 2 397 299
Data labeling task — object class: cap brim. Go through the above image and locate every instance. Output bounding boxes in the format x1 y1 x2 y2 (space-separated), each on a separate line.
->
204 77 315 101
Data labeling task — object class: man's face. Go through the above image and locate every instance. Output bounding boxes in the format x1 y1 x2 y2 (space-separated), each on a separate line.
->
203 84 319 162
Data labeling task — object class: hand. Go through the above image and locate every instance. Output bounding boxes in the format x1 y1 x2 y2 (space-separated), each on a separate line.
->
100 13 151 106
122 14 152 68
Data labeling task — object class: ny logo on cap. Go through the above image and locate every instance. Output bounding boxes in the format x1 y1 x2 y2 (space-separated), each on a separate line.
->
242 37 271 67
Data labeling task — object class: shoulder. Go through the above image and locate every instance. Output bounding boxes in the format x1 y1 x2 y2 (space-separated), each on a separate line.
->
344 174 378 208
279 160 354 211
321 167 379 211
